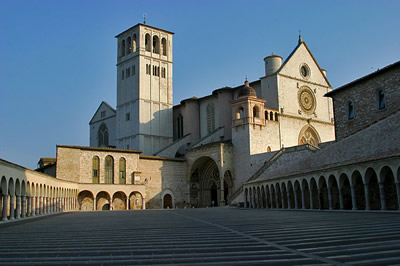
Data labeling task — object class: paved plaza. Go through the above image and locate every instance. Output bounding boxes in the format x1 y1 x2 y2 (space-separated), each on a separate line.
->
1 208 400 265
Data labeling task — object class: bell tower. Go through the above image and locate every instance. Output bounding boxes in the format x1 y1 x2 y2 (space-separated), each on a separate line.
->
115 23 174 154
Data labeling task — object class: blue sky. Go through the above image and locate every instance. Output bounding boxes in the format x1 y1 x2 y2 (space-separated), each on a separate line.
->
1 0 399 169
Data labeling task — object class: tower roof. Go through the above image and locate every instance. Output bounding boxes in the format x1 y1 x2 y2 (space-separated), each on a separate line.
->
238 80 257 98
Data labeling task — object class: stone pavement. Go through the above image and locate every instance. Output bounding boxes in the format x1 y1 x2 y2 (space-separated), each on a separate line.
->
1 208 400 265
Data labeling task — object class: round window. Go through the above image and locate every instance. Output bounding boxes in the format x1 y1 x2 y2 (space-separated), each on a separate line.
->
300 64 310 79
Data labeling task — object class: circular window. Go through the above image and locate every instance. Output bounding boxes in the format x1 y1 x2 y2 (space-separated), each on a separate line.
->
299 64 310 79
298 86 316 114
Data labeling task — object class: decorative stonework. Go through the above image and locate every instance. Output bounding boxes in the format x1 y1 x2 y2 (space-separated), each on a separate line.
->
298 86 316 114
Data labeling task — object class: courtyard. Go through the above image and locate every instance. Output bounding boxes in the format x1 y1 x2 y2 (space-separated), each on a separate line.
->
1 208 400 265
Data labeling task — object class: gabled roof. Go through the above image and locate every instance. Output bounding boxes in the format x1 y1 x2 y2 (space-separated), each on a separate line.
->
89 101 116 124
277 39 331 87
326 60 400 97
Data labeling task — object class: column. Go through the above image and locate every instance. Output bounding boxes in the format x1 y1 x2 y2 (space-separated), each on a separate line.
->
16 195 21 219
364 184 370 210
126 198 128 210
396 183 400 210
338 188 344 210
32 196 36 216
310 190 314 209
9 195 15 220
21 196 26 218
27 196 31 217
39 196 43 215
328 188 333 210
2 194 8 221
287 192 291 209
317 188 321 209
94 198 97 211
294 190 298 209
275 191 279 208
351 185 357 210
379 182 386 210
301 189 306 209
142 199 146 210
35 196 39 215
219 179 225 206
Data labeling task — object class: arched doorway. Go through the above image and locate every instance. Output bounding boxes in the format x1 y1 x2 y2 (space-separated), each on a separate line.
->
129 192 143 210
96 191 110 211
189 156 221 208
163 194 173 209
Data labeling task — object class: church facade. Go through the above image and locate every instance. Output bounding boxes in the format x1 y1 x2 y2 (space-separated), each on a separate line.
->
87 23 335 208
2 22 398 221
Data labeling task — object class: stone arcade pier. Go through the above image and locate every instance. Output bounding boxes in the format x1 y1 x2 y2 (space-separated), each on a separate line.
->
1 208 400 265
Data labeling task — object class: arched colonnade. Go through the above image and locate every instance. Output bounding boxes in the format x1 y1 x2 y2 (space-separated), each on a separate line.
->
1 175 77 221
77 190 144 211
244 160 400 211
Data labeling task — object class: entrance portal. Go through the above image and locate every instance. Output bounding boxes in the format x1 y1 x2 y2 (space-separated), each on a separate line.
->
163 194 173 209
211 183 218 207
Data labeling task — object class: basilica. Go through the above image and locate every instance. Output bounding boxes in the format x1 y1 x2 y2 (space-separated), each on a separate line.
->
0 23 399 220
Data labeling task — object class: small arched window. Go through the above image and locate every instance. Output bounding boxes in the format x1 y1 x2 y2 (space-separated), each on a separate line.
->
207 104 215 133
153 35 160 54
127 37 131 54
119 158 126 184
104 156 114 184
92 156 99 183
121 39 126 56
98 123 109 147
161 38 167 56
267 146 271 152
378 90 386 110
145 33 151 52
132 34 137 52
270 111 274 120
265 111 268 120
239 107 245 119
275 112 279 121
253 106 259 118
348 101 354 120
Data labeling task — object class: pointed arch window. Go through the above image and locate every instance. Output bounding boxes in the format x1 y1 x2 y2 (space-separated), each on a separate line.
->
207 104 215 133
98 123 109 147
119 158 126 184
104 156 114 184
92 156 99 183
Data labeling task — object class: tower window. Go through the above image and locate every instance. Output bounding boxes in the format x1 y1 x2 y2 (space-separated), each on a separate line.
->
126 112 130 121
153 35 160 54
378 90 386 110
161 38 167 56
133 34 137 52
253 106 260 118
121 39 126 56
145 33 151 52
127 37 131 54
348 101 354 120
126 67 130 77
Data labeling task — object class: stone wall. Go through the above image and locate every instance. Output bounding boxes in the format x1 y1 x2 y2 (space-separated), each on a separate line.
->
138 156 186 208
330 63 400 141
